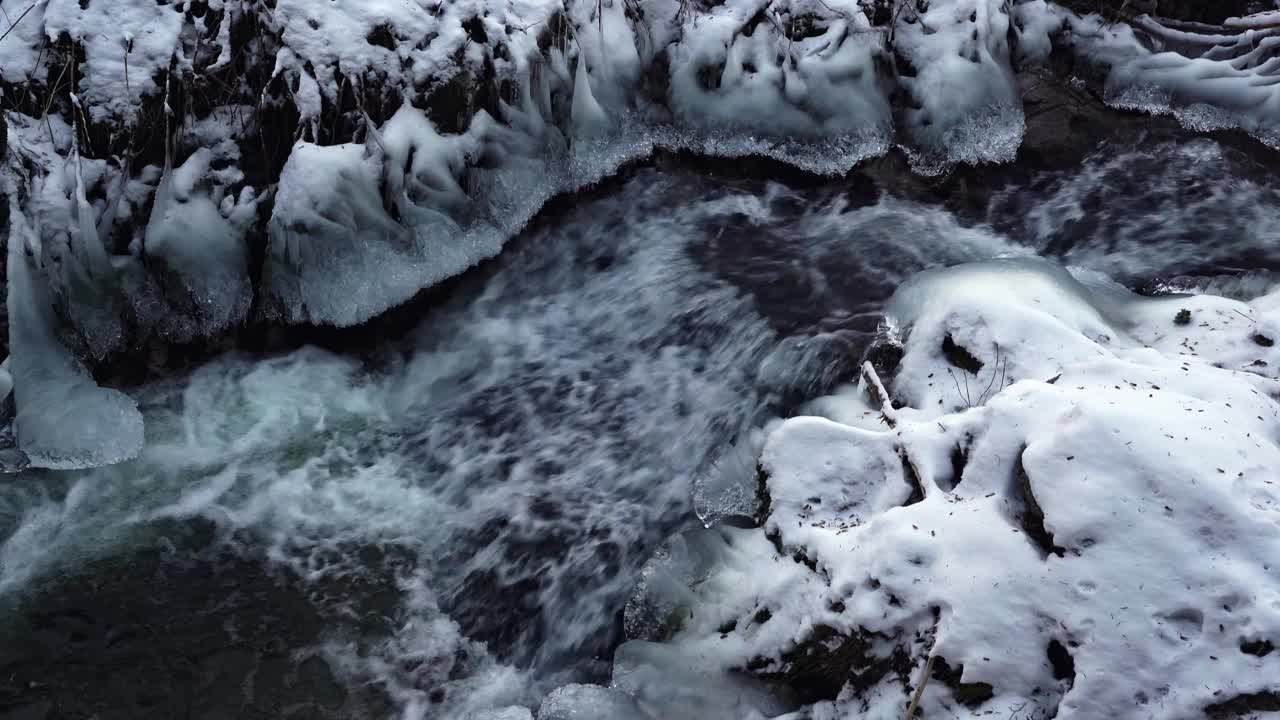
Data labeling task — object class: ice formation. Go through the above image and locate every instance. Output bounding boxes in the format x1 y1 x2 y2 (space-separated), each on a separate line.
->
4 183 144 469
2 0 1279 468
1014 2 1280 148
591 258 1280 720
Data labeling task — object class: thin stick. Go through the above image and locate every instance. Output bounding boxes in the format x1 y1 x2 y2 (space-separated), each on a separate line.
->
0 0 38 46
948 368 968 409
905 654 936 719
978 344 1001 405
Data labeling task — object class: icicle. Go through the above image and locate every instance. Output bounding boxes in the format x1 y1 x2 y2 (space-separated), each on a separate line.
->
571 54 610 138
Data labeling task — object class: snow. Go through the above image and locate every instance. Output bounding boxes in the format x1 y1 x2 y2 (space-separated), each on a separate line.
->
600 258 1280 719
40 0 185 124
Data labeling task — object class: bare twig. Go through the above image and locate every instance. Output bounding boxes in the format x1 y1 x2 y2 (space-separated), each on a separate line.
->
978 344 1002 405
861 361 898 428
0 0 39 46
904 653 936 719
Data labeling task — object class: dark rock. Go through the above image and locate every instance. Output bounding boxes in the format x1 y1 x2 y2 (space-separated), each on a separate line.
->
1253 334 1274 348
949 441 969 488
1013 450 1066 559
942 334 984 375
1206 691 1280 718
1241 639 1275 657
931 656 995 708
746 625 913 705
1175 309 1192 325
753 464 772 528
1047 638 1076 687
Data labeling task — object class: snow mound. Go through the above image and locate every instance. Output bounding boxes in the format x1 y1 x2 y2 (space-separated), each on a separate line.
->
603 258 1280 719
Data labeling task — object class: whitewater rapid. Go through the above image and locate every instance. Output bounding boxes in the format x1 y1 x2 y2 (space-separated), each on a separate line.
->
1 138 1278 719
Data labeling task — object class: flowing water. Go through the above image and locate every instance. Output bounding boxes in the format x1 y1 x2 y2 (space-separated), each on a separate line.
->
0 136 1278 719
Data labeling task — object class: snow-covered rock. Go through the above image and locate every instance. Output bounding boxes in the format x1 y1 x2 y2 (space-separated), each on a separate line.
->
606 258 1280 720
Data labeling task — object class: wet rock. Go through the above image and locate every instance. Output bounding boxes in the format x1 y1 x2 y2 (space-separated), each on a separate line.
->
1253 334 1274 347
1175 309 1192 325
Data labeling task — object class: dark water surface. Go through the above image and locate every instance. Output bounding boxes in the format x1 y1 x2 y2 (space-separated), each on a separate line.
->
1 136 1278 720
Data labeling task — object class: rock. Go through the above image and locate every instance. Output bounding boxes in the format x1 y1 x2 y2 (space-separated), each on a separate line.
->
942 334 984 374
1175 308 1191 325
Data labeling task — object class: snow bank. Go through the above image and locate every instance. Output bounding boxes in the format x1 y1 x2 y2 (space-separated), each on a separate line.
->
595 258 1280 719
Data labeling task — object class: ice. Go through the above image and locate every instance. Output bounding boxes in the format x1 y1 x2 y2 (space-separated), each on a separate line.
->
1106 51 1280 148
598 258 1280 718
143 148 254 341
465 708 535 720
895 0 1024 171
262 139 417 326
611 640 792 719
623 529 734 643
666 0 893 148
1037 5 1280 149
0 358 12 403
4 194 143 470
535 684 649 720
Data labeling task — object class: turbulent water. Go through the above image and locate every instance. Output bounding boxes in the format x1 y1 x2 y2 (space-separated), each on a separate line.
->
1 137 1278 719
